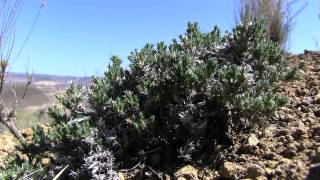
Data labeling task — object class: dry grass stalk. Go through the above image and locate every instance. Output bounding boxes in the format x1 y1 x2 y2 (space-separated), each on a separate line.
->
237 0 307 50
0 0 44 141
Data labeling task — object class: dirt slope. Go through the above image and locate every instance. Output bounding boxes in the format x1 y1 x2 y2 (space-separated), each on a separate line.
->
210 50 320 179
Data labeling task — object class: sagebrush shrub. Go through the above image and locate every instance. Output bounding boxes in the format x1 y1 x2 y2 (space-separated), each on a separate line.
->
88 19 289 167
1 19 291 179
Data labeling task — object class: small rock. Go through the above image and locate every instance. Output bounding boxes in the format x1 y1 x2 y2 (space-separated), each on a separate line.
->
302 97 313 105
312 124 320 131
264 152 276 160
265 168 274 176
177 177 186 180
296 89 307 97
282 148 297 158
276 129 288 136
279 113 290 122
248 134 259 146
41 158 51 165
175 165 198 180
163 174 171 180
301 105 310 113
279 158 293 165
285 134 294 142
291 127 307 139
311 124 320 135
246 164 265 178
264 125 276 137
293 141 306 151
118 172 125 180
256 176 268 180
219 162 243 178
279 136 286 142
313 93 320 104
285 114 294 122
266 160 279 168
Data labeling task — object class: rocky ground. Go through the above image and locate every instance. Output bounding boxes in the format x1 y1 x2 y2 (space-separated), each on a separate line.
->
0 132 15 169
0 50 320 179
217 50 320 180
214 50 320 180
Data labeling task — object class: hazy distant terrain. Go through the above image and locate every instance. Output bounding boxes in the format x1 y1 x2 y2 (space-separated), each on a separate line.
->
3 72 89 107
6 72 88 87
0 72 88 133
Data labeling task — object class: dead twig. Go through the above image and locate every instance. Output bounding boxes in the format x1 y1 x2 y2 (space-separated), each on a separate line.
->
146 166 163 179
21 164 50 179
52 165 70 180
22 67 33 99
118 162 141 172
0 85 25 141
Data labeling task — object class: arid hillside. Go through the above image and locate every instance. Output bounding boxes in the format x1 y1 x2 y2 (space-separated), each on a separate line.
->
1 51 320 179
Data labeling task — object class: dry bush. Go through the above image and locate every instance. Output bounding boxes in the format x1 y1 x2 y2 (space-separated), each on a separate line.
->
236 0 306 50
0 0 44 141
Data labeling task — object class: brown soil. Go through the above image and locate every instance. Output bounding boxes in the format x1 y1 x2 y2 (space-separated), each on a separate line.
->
0 132 15 169
0 124 48 169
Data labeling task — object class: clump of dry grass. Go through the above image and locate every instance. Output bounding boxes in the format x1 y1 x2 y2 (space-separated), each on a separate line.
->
236 0 306 50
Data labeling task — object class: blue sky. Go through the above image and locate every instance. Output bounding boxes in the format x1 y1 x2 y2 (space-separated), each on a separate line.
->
8 0 320 76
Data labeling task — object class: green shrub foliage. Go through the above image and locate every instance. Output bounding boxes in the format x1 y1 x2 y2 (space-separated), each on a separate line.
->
88 19 288 166
1 19 290 179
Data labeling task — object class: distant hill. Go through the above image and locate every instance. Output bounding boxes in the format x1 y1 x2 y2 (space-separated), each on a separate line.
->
0 72 91 133
1 72 91 109
6 72 89 86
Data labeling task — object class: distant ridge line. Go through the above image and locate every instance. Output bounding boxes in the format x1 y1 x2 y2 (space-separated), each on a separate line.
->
6 72 90 85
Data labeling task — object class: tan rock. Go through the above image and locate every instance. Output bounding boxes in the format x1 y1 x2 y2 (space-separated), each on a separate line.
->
177 177 187 180
219 161 243 178
41 158 51 165
300 105 310 113
248 134 259 146
246 164 265 178
314 93 320 104
163 174 171 180
256 176 267 180
118 172 125 180
263 125 277 137
175 165 198 180
265 168 274 176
